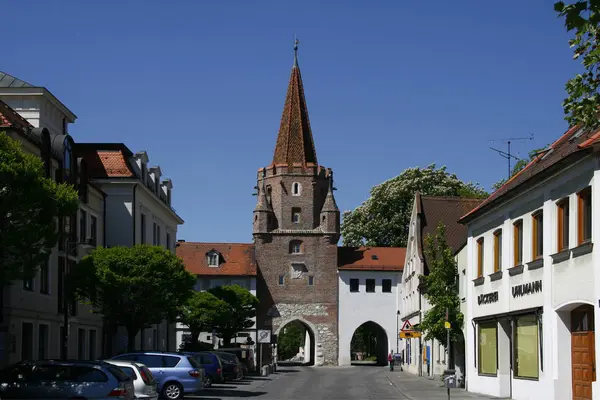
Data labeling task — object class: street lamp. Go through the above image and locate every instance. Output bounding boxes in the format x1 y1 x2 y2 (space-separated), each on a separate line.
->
396 310 400 354
62 221 78 361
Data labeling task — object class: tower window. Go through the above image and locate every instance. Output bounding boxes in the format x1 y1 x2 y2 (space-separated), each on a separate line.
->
292 207 301 223
292 182 302 196
308 276 314 286
278 275 285 285
290 240 303 254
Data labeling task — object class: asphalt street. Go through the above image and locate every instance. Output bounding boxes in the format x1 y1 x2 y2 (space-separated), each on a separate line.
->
188 365 506 400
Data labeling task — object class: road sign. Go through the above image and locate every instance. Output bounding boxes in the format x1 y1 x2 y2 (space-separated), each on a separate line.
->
401 320 414 332
445 321 451 329
257 329 271 344
399 331 422 339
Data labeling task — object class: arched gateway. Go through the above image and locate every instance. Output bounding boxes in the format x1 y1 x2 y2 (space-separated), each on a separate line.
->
275 318 318 366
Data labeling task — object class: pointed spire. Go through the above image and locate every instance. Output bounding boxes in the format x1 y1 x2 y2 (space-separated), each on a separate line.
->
321 171 339 212
254 179 272 212
272 39 318 167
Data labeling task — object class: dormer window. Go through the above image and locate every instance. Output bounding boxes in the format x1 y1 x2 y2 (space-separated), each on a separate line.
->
167 188 172 206
141 163 146 184
207 251 219 267
292 182 302 196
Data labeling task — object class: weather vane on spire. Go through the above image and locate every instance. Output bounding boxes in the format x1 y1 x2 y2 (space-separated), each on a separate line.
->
293 36 299 67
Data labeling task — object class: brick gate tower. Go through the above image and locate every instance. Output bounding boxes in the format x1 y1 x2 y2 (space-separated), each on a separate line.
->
253 41 340 366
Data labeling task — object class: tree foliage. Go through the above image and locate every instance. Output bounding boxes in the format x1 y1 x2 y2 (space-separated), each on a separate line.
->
70 245 195 351
350 324 378 357
0 132 79 285
491 147 547 191
178 291 229 347
555 1 600 128
208 284 259 346
341 164 487 248
277 321 305 360
419 223 463 349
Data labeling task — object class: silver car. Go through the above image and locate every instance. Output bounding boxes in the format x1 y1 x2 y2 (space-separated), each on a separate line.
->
105 360 159 400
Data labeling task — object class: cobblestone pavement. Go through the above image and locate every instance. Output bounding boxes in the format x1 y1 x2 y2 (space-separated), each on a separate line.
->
188 365 509 400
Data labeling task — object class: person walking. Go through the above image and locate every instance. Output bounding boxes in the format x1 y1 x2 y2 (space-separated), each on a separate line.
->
388 351 394 371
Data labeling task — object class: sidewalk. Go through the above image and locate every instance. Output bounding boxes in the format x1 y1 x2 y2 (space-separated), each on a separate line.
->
385 370 509 400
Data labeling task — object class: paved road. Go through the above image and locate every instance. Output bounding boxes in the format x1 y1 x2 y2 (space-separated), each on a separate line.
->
188 365 505 400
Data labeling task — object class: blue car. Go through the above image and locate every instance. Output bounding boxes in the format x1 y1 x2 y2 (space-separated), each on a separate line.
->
180 351 224 387
111 352 204 400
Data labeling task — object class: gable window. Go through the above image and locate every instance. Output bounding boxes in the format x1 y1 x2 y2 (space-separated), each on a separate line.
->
308 276 314 286
382 279 392 293
366 279 376 293
476 238 484 278
350 278 359 292
493 230 502 272
278 275 285 285
290 240 303 254
557 198 569 252
532 211 544 259
578 187 592 244
513 220 523 266
292 182 301 196
208 252 219 267
292 207 301 223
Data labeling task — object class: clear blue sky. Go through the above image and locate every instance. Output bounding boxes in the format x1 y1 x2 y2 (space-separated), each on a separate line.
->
3 0 578 243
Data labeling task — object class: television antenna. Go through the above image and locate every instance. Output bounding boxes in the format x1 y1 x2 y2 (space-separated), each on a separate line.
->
489 134 534 179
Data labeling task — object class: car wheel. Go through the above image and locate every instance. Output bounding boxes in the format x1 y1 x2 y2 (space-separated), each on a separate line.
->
204 375 213 387
162 381 183 400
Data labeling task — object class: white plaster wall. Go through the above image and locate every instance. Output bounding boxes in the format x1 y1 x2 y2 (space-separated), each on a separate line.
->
338 270 401 366
0 93 76 135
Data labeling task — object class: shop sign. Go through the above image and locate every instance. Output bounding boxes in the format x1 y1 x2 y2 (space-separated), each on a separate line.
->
512 280 542 298
478 291 499 305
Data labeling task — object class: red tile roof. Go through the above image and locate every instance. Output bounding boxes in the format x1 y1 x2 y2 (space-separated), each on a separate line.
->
272 61 318 167
176 242 257 276
460 125 600 224
75 143 136 178
338 246 405 271
0 99 33 131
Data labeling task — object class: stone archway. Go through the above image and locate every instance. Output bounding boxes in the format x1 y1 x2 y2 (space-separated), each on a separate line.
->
275 318 319 366
350 321 389 366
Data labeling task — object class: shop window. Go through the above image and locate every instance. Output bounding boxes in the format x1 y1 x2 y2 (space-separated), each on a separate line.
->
513 220 523 266
578 187 592 244
478 321 497 376
557 198 570 252
493 230 502 272
476 237 484 277
532 210 543 259
514 314 539 379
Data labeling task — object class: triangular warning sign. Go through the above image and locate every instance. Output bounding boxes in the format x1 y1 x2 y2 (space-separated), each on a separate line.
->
401 320 414 332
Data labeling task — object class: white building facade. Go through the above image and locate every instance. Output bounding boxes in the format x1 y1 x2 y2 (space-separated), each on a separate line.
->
461 125 600 400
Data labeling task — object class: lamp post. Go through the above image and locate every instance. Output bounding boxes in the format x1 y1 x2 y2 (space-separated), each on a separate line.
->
62 221 78 361
396 310 400 354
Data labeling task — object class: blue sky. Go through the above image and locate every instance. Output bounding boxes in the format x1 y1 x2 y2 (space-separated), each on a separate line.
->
3 0 578 243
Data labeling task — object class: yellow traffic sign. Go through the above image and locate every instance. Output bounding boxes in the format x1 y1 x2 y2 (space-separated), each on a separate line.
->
399 331 422 339
444 321 451 329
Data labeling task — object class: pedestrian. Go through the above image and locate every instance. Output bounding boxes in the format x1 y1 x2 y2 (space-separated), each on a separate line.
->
399 353 404 371
388 351 394 371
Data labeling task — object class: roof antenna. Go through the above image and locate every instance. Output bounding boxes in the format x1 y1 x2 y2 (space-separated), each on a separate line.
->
489 134 534 179
293 35 299 67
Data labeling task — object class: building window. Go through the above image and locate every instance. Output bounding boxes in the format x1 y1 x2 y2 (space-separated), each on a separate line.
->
79 210 87 243
166 233 171 250
292 182 301 196
557 198 569 252
38 324 49 360
382 279 392 293
513 220 523 266
532 210 544 259
23 275 33 291
21 322 33 361
208 252 219 266
292 207 301 223
141 214 146 244
90 215 97 246
493 230 502 272
350 278 359 292
366 279 375 293
60 326 66 360
308 276 314 286
290 240 302 254
152 222 157 245
514 314 539 379
78 328 86 360
578 187 592 244
40 260 49 294
89 330 97 360
476 238 484 278
58 257 65 313
156 225 161 246
278 275 285 285
478 321 497 376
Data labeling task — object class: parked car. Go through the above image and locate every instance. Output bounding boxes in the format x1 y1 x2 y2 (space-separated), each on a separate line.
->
179 351 224 387
212 351 244 381
104 359 158 400
0 360 135 399
217 347 255 374
111 352 203 400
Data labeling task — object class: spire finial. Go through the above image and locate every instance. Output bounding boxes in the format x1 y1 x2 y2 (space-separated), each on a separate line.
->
293 36 299 67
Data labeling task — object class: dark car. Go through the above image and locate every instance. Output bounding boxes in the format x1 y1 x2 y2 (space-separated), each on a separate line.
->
212 351 244 381
180 352 224 387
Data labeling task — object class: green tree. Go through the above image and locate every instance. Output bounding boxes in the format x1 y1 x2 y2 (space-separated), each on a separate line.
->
491 147 547 191
555 1 600 128
418 223 463 364
178 291 229 347
0 132 79 285
70 245 195 351
277 322 304 360
208 284 259 346
341 164 487 248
